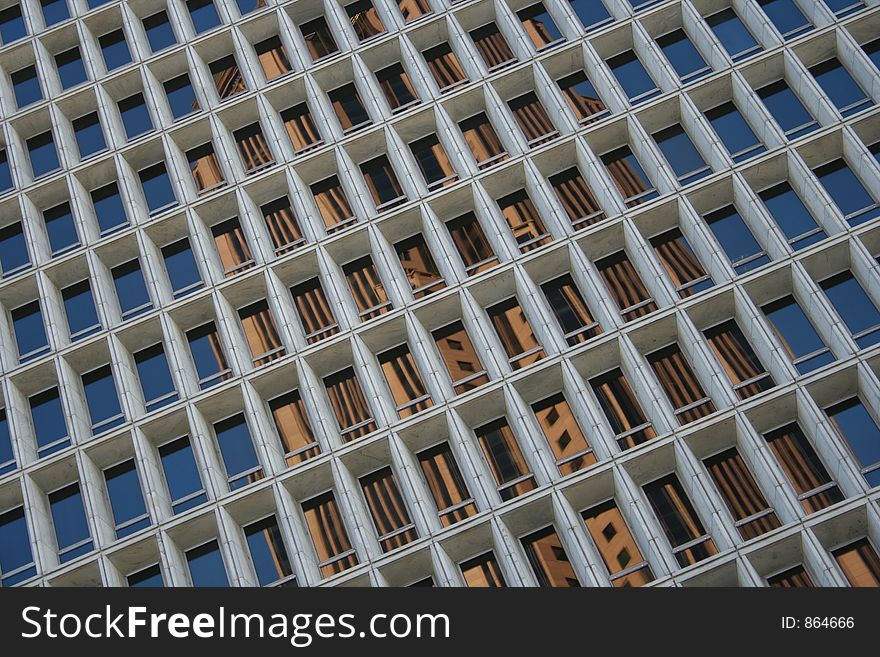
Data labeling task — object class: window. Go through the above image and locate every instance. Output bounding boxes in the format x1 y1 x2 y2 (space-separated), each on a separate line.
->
62 279 100 340
139 162 177 214
82 365 124 435
186 541 229 586
758 0 811 39
234 123 274 174
209 55 245 100
460 113 508 169
30 387 70 458
517 3 564 51
43 202 78 256
212 217 254 276
360 467 417 552
164 74 199 119
263 197 305 256
509 92 557 147
378 344 432 418
134 343 178 412
324 367 377 442
768 564 814 587
329 83 370 132
832 538 880 587
346 0 385 42
410 134 457 191
601 146 658 207
705 7 761 61
608 51 660 105
823 0 865 17
128 564 163 587
213 414 262 490
376 63 418 112
704 320 775 400
0 409 14 476
498 190 551 253
825 397 880 486
301 17 338 61
657 29 711 83
244 516 294 587
583 500 654 586
27 131 60 179
239 300 285 366
756 80 818 140
0 5 25 44
532 393 596 475
162 238 203 298
487 297 545 370
651 228 713 298
644 474 717 566
521 526 580 587
343 255 392 320
653 124 711 185
188 0 222 34
281 102 322 153
549 167 605 230
91 182 128 235
301 492 358 577
0 222 30 276
432 320 490 393
187 322 232 389
112 259 152 320
809 58 871 117
759 182 825 249
596 250 658 322
99 29 131 70
12 65 41 109
418 442 476 526
423 43 467 91
541 273 600 345
470 23 516 71
49 483 93 563
268 390 319 465
0 149 12 194
628 0 661 10
705 102 765 162
397 0 430 22
475 418 536 500
361 155 406 210
119 93 154 140
704 448 781 539
704 205 769 274
41 0 69 27
188 143 226 195
762 296 834 374
557 71 609 124
819 271 880 348
255 36 291 81
589 368 656 449
569 0 612 31
814 159 879 227
55 47 87 89
446 212 498 275
0 507 36 586
290 277 339 343
104 460 149 539
864 38 880 70
143 11 176 52
11 300 49 363
159 436 207 514
647 343 717 424
460 552 506 587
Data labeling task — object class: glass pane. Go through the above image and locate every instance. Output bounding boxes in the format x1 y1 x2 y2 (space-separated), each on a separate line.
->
159 436 206 514
245 516 293 586
186 541 229 586
521 526 580 587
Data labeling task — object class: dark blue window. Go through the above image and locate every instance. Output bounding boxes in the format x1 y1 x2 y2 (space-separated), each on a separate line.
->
0 507 36 586
762 295 834 374
705 8 761 61
0 409 14 476
40 0 68 26
601 145 658 207
165 74 200 119
49 483 93 563
112 259 152 320
186 540 229 586
62 279 100 340
214 414 262 490
159 436 207 514
757 80 818 140
135 343 178 412
627 0 661 12
809 58 872 117
128 563 163 587
82 365 124 435
27 131 61 179
0 222 31 277
139 162 177 214
608 51 660 105
187 0 222 34
91 182 128 235
236 0 262 15
758 0 812 39
864 38 880 70
55 47 87 89
162 238 203 298
73 112 106 159
825 398 880 486
144 11 176 52
814 159 879 227
43 202 79 255
11 300 49 363
705 205 769 274
99 29 131 70
104 460 149 539
656 29 711 84
187 322 232 389
569 0 611 30
823 0 865 18
517 4 563 50
870 141 880 166
0 150 13 194
820 271 880 349
119 93 154 140
244 516 294 586
705 102 764 162
759 182 826 250
653 124 711 186
12 65 41 109
30 387 69 457
0 5 26 44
